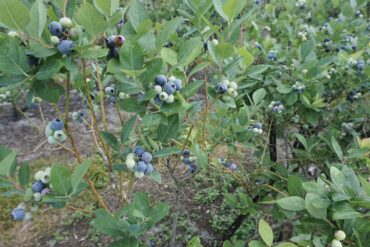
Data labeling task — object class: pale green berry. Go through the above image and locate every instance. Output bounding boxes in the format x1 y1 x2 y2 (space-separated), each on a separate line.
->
5 91 11 97
154 85 162 94
302 69 308 74
223 79 230 86
45 167 51 176
50 36 60 44
47 136 57 145
0 94 6 100
335 230 346 241
222 95 231 102
72 112 79 121
17 203 26 210
189 156 197 162
232 90 238 98
166 94 174 103
159 92 168 101
40 173 50 184
45 126 54 137
229 81 238 90
104 86 112 94
125 159 136 169
34 171 44 181
126 153 135 160
32 96 42 103
227 88 235 96
59 17 73 28
54 130 67 142
135 171 144 179
33 192 42 202
24 212 32 221
168 76 176 82
211 39 219 46
118 92 127 100
8 31 19 37
331 239 342 247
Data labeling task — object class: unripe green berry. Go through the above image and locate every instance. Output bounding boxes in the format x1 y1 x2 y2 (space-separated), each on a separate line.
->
166 94 174 103
8 31 19 38
33 192 42 202
50 36 60 44
135 171 144 179
331 239 342 247
211 39 219 46
125 159 136 169
335 230 346 241
59 17 73 28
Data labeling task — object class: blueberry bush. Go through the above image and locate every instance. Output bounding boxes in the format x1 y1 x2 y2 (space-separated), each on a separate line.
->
0 0 369 246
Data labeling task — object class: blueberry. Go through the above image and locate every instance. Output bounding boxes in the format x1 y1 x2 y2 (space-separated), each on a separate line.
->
32 181 45 192
50 119 64 131
57 40 75 55
227 163 237 171
141 152 153 163
255 122 262 129
144 163 154 175
267 51 277 61
188 163 197 174
106 36 116 49
154 95 163 106
134 146 145 156
182 157 190 164
217 83 228 94
27 54 39 66
163 82 176 95
136 161 147 172
182 149 191 157
12 208 25 221
48 21 64 38
107 47 119 60
154 75 167 86
173 79 182 91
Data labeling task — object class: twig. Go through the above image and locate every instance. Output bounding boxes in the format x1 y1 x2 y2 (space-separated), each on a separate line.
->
87 178 111 213
67 205 93 214
15 105 43 132
38 104 46 129
95 62 108 131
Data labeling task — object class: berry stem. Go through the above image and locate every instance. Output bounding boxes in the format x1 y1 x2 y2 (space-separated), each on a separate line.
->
95 62 108 131
114 79 124 125
201 66 209 150
38 103 46 129
14 104 43 132
87 178 111 213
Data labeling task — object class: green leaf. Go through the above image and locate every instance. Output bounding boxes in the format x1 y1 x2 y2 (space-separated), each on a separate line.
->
287 175 304 197
109 238 139 247
161 48 177 66
18 162 30 187
36 58 64 80
258 219 273 246
91 209 128 237
294 133 308 150
101 131 119 151
178 37 203 66
93 0 119 16
341 2 355 18
76 3 106 38
238 48 254 67
187 236 203 247
275 243 297 247
332 204 361 220
32 80 65 103
252 88 266 105
223 0 248 22
127 0 149 31
51 164 72 196
213 0 228 20
119 40 143 70
139 58 163 85
0 36 30 76
120 115 136 144
331 136 343 161
215 43 234 59
277 196 305 211
29 41 57 58
156 17 183 47
183 80 204 98
305 193 327 219
0 151 17 177
300 40 315 60
0 0 30 31
71 159 92 193
27 0 47 37
157 114 179 142
153 147 182 158
148 170 162 184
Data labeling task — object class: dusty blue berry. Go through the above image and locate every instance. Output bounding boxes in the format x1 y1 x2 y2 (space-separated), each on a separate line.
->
48 21 64 38
134 146 145 156
12 208 25 221
141 152 153 163
106 36 116 49
173 79 182 91
217 83 228 94
32 181 45 193
163 82 176 95
182 149 191 157
57 40 75 55
136 161 147 172
154 75 167 86
50 118 64 131
144 163 154 175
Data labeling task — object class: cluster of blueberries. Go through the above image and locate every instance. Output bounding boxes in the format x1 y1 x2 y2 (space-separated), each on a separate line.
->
0 91 13 104
153 75 182 105
292 81 305 93
268 101 284 113
216 79 238 102
267 51 277 61
249 122 263 134
125 146 154 178
48 17 76 55
347 59 366 71
106 35 125 60
104 84 129 104
218 158 237 171
297 30 307 41
180 149 197 174
12 167 51 221
331 230 346 247
341 122 354 135
347 90 362 102
45 119 67 144
291 114 300 124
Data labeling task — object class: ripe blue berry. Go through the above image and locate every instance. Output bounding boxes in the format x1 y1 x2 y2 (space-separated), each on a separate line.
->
173 79 182 91
134 146 145 156
154 95 163 105
144 163 154 175
106 36 116 49
57 40 75 55
48 21 64 38
141 152 153 163
136 161 147 172
217 83 228 94
182 149 191 157
50 118 64 131
182 157 190 164
32 181 45 192
163 82 176 95
255 122 262 129
107 47 119 60
154 75 167 86
12 207 25 221
188 163 197 174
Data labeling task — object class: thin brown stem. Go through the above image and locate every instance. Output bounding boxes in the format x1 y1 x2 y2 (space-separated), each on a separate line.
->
201 67 209 149
87 178 111 213
15 105 43 132
95 62 108 131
